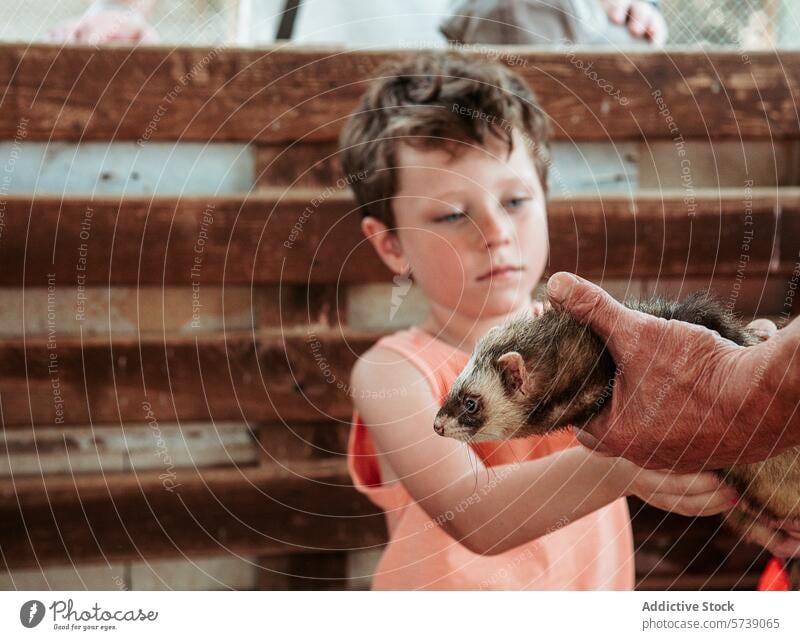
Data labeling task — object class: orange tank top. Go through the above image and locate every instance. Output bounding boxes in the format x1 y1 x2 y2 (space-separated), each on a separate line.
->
347 323 635 590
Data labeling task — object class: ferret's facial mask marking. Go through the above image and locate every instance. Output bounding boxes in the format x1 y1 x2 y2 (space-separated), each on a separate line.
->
433 354 530 442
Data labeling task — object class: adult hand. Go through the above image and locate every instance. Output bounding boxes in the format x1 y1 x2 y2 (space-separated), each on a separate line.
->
547 272 800 472
601 0 668 46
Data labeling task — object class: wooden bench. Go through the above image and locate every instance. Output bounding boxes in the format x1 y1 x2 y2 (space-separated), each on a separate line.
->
1 43 798 589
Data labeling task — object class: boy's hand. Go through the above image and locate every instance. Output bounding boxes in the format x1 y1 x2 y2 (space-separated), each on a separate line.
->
611 456 738 516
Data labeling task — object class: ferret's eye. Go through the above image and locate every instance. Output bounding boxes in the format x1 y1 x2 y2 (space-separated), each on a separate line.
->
463 397 479 414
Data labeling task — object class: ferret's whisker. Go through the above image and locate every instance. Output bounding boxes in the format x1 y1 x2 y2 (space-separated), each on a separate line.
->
464 436 475 492
464 436 479 494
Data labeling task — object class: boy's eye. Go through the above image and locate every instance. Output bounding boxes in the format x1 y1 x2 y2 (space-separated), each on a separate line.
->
463 397 479 414
435 210 466 223
505 196 531 210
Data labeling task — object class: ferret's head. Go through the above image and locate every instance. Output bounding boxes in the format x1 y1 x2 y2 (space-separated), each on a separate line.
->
433 311 612 443
433 323 541 443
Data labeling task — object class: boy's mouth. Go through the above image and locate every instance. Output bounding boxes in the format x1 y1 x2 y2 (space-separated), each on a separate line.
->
476 264 523 282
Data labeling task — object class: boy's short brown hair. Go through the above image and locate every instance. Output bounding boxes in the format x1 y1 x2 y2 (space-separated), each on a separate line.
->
338 51 551 230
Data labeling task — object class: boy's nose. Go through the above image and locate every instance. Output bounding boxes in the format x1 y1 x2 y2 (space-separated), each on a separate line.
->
481 210 513 248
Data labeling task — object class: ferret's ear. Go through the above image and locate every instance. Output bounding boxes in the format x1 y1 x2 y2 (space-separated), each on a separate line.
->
496 351 528 398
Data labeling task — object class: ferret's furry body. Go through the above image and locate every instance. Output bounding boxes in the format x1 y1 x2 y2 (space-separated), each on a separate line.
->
434 294 800 589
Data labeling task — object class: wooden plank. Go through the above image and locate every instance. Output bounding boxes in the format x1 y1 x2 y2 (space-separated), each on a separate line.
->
1 46 799 142
637 140 800 189
641 276 791 319
0 192 387 286
259 422 351 463
255 140 640 193
781 202 800 321
257 284 346 328
0 141 254 196
0 285 258 337
256 142 342 190
546 190 782 281
636 572 762 590
257 551 350 590
0 562 128 590
346 282 429 330
0 555 261 591
0 462 387 570
0 423 257 476
128 555 257 590
0 189 791 286
0 329 381 428
629 498 768 590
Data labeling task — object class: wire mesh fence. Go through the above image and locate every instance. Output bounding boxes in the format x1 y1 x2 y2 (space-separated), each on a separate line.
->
0 1 797 48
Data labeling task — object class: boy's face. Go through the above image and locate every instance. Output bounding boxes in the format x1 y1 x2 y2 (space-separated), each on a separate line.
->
365 130 548 319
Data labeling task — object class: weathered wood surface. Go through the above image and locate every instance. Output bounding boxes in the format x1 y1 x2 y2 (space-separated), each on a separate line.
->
0 461 386 570
1 189 792 286
629 497 769 590
2 43 795 588
1 46 798 142
0 329 380 428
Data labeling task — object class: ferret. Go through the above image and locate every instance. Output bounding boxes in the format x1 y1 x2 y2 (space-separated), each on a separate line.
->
433 293 800 589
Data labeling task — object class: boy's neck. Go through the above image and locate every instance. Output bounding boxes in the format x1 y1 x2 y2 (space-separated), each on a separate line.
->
419 299 535 353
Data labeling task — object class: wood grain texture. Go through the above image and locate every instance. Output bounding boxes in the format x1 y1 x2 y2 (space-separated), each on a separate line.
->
629 498 769 590
0 462 387 570
1 45 798 142
0 329 381 428
1 189 792 286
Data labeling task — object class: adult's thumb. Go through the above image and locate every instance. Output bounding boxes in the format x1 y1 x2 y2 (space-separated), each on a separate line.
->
546 272 635 344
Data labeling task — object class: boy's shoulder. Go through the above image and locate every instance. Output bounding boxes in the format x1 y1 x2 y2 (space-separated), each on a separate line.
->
350 327 435 405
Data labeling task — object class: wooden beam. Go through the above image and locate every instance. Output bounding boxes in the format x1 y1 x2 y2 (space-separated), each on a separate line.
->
0 329 380 428
1 45 798 143
1 189 790 286
0 461 387 570
628 498 769 590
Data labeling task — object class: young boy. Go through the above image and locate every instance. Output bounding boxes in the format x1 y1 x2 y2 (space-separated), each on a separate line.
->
340 51 736 590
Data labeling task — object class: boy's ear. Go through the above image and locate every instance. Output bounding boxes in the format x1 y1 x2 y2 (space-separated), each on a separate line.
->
361 216 407 276
496 351 529 398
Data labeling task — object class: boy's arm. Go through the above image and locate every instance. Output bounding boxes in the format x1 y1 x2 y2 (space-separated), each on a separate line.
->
351 346 737 556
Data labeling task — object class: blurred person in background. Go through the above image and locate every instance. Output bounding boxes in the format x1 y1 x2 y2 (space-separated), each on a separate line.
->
46 0 666 47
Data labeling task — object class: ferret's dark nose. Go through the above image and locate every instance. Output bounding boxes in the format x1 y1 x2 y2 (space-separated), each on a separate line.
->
433 419 444 436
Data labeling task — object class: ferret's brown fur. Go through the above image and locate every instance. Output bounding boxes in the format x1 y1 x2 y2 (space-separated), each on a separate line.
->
433 293 800 588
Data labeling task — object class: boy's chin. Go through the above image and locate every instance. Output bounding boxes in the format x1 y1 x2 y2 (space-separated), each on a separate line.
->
470 290 537 316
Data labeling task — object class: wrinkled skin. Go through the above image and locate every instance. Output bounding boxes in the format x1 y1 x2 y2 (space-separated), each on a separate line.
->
546 272 800 556
547 272 799 470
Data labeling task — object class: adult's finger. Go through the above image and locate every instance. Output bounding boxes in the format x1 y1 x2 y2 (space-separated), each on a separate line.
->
650 491 735 517
635 469 736 498
746 318 778 341
575 426 613 456
546 272 649 348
